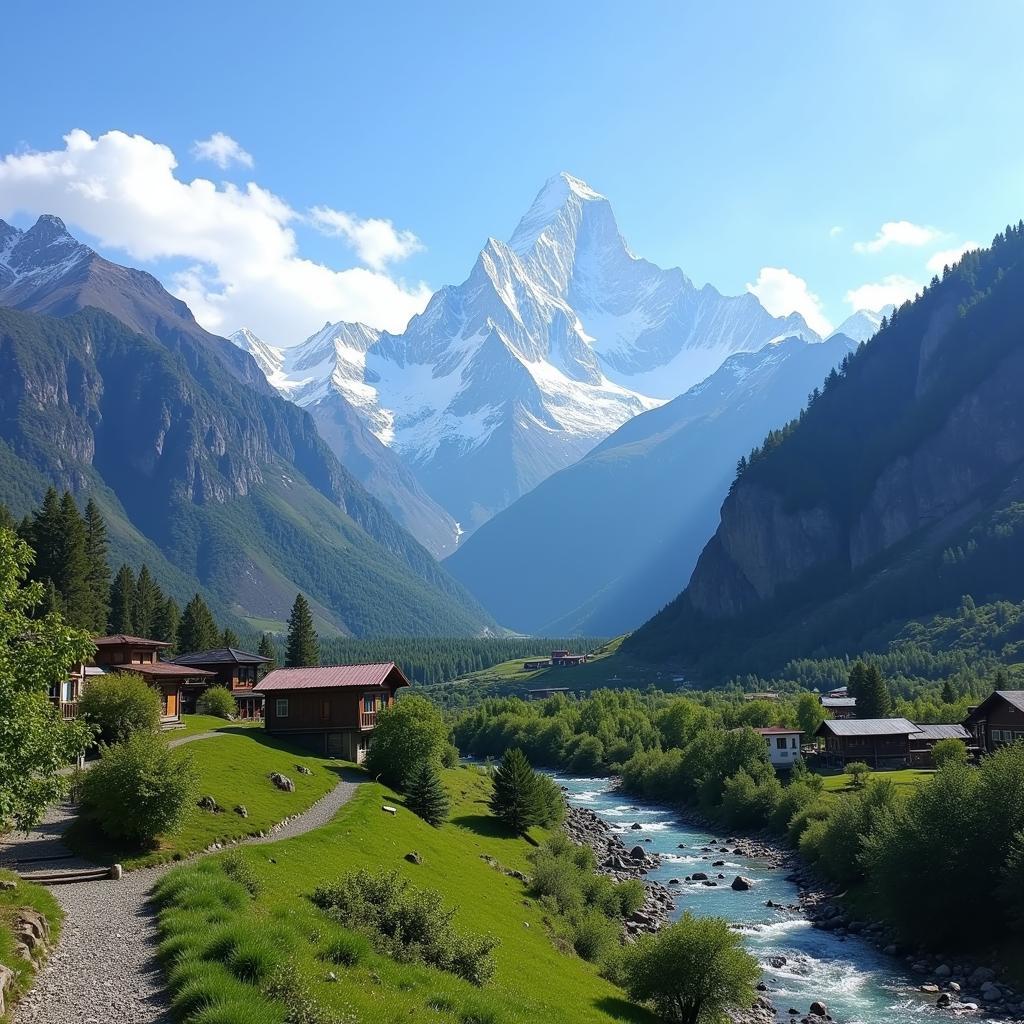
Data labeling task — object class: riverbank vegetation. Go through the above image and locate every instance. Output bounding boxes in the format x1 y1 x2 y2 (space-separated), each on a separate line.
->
453 687 1024 958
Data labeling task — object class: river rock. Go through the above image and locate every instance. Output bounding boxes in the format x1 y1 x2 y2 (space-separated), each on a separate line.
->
809 1001 827 1017
731 876 753 891
630 822 642 830
629 846 646 859
937 993 951 1008
691 871 709 881
969 966 995 986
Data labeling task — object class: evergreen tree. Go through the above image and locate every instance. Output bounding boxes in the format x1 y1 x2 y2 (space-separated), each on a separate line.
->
220 627 239 649
856 662 892 719
257 632 277 674
177 594 220 654
134 565 162 638
285 594 319 667
489 748 544 835
0 504 15 534
51 492 90 627
109 564 137 634
941 679 956 705
27 488 62 587
847 660 869 702
405 759 450 826
153 596 181 650
82 498 111 634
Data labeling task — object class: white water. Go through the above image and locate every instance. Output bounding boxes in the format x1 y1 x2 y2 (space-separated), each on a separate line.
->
554 773 988 1024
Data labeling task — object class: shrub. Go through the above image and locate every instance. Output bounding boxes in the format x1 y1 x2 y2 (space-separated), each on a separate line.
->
312 868 498 984
365 694 453 788
187 996 288 1024
169 960 252 1017
571 909 621 962
621 913 759 1024
220 852 262 898
80 732 198 845
932 738 968 769
79 672 161 746
197 686 237 719
721 769 783 829
405 759 451 826
319 929 371 967
846 761 872 788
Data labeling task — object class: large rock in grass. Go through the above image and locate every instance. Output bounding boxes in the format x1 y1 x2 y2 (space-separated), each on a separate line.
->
270 772 295 793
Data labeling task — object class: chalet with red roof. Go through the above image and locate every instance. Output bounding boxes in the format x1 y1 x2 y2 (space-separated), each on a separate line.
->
254 662 410 762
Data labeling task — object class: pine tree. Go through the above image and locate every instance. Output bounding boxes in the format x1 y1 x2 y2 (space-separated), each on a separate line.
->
489 748 543 835
56 491 91 627
847 661 869 702
134 565 162 638
27 488 62 588
856 663 892 719
83 498 111 634
405 759 450 827
941 679 956 705
177 594 220 654
285 594 319 667
109 564 137 634
153 596 181 650
258 632 277 674
220 627 239 649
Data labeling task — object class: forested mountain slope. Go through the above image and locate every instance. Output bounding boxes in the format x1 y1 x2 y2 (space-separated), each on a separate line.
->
0 305 492 635
629 223 1024 675
446 334 855 635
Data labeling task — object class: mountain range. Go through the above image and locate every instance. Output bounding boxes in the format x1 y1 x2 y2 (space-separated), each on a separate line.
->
445 331 859 636
629 222 1024 676
233 173 820 541
0 215 492 636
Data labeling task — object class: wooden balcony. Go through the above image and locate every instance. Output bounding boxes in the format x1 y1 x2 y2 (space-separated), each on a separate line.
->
359 710 378 730
53 699 79 721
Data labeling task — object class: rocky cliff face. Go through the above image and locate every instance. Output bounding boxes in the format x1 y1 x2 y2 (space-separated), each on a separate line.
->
631 223 1024 667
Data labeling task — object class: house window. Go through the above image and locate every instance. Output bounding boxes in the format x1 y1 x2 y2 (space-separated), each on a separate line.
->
364 694 378 713
791 737 799 749
276 699 289 718
63 679 76 702
775 737 787 750
320 699 330 722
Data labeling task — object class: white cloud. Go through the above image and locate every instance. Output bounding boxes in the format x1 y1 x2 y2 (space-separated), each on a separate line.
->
844 274 919 312
0 129 431 341
829 225 843 238
746 266 833 337
853 220 942 254
310 206 423 270
192 132 254 170
926 241 980 274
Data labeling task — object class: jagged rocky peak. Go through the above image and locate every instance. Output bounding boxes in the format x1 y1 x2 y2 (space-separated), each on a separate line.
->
229 327 285 379
0 213 90 279
829 305 896 344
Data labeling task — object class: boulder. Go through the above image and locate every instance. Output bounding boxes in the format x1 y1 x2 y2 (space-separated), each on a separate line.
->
296 765 313 775
270 773 295 793
691 872 709 881
0 963 13 1016
381 805 397 815
197 794 220 811
630 822 643 830
0 880 16 892
405 852 422 864
920 984 939 993
768 956 788 969
108 863 123 880
969 966 996 987
712 860 725 867
937 993 951 1008
629 846 646 859
809 1001 827 1017
980 981 1001 1002
934 964 951 978
234 804 248 818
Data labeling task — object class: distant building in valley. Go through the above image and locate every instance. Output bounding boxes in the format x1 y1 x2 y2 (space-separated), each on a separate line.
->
964 690 1024 753
254 662 409 763
523 658 552 670
816 718 973 768
820 695 857 719
527 687 571 701
550 649 588 667
743 691 781 702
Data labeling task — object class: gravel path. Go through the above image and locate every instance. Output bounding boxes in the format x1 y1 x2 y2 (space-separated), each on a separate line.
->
4 768 363 1024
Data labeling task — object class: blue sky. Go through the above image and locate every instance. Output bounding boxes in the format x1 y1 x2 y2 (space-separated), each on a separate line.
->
2 0 1022 342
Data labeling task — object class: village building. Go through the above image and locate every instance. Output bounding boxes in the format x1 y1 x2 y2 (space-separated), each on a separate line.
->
254 662 409 763
527 687 571 701
908 723 976 764
753 726 803 768
743 691 781 702
819 695 857 719
523 658 552 670
550 649 588 667
91 634 215 726
170 647 271 720
815 718 919 768
964 690 1024 753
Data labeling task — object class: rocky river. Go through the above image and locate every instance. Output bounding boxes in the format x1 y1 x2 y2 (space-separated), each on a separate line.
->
554 772 1022 1024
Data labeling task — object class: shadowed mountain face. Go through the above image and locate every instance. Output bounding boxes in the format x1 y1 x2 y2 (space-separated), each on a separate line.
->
0 217 492 636
629 223 1024 676
236 173 819 539
445 334 855 635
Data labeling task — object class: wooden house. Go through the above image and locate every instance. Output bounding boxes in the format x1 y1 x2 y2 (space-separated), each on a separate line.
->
254 662 410 763
527 687 571 701
964 691 1024 753
92 634 215 726
550 649 588 667
753 726 803 768
523 658 552 670
819 695 857 720
815 718 918 768
907 723 976 765
171 647 272 719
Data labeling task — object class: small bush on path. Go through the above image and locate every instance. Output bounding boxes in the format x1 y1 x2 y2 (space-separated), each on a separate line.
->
197 686 237 720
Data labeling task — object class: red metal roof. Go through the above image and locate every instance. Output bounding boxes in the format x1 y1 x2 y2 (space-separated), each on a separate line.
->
93 634 172 647
753 727 803 735
254 663 409 692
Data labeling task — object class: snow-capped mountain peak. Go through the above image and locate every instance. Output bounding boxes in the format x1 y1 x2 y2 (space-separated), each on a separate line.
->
235 173 828 537
229 327 286 383
829 305 895 344
0 215 91 291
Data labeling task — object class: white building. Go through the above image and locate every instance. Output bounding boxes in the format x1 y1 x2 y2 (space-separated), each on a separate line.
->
754 727 803 768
